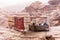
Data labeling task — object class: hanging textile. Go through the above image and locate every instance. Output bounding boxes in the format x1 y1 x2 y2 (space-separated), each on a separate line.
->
14 17 25 31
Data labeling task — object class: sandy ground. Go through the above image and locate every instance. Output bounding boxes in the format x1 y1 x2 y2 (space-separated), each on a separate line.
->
0 27 22 40
0 26 60 40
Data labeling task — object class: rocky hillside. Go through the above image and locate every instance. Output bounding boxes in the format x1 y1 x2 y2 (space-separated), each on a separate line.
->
22 1 60 26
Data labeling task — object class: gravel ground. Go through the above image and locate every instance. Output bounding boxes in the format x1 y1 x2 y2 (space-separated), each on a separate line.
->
0 27 60 40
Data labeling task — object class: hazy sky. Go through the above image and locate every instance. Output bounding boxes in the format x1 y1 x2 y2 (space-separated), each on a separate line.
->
0 0 49 8
0 0 49 12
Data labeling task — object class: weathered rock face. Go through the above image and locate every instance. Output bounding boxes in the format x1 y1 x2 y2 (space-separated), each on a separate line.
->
25 1 45 16
24 1 47 24
48 0 60 5
22 1 60 27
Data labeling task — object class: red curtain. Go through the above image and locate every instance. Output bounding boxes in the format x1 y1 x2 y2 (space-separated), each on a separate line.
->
14 17 25 30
